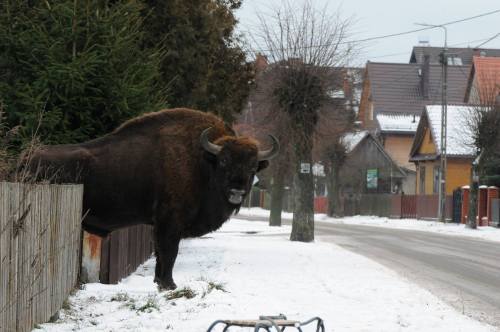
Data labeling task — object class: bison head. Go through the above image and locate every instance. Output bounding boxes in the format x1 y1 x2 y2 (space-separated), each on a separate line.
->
201 128 279 205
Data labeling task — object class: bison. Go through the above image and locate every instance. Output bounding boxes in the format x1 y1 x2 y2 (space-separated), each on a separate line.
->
27 108 278 289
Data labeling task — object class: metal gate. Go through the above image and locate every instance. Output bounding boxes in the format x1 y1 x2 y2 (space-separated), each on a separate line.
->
452 189 462 223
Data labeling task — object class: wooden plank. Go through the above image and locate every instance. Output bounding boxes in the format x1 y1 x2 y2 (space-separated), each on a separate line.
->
10 183 20 332
0 182 13 331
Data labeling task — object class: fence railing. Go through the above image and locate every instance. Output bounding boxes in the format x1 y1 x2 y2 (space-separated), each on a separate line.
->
0 182 84 332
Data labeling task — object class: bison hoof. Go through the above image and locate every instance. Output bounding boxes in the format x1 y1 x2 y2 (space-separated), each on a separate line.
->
155 277 177 291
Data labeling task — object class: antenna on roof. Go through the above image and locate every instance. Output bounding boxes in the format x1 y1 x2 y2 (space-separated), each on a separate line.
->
418 35 430 46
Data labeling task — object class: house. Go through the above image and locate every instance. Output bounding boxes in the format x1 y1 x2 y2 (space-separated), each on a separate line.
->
409 105 481 195
339 130 409 194
357 57 470 193
465 56 500 104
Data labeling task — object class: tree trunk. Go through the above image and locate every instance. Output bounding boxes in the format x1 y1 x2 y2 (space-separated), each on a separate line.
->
269 172 285 226
326 161 342 217
467 166 478 229
290 136 314 242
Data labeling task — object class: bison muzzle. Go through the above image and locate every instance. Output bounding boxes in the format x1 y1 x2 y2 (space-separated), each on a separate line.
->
26 108 278 289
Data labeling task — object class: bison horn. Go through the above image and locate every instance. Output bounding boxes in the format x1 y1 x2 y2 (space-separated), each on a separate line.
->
258 135 280 161
200 127 222 155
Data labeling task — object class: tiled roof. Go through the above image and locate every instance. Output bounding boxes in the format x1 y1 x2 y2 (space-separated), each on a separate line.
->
410 46 500 65
376 113 420 133
425 105 480 157
469 56 500 103
367 62 469 117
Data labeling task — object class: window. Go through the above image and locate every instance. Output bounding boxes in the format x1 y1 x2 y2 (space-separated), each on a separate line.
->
433 165 440 194
419 165 426 194
447 57 463 66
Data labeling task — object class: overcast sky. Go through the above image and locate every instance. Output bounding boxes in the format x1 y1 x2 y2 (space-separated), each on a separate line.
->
235 0 500 66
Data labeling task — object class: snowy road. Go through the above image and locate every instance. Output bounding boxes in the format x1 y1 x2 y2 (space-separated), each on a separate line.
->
316 223 500 329
239 214 500 329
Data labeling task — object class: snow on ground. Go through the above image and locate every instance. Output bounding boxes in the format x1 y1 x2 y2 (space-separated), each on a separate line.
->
38 218 496 332
238 208 500 243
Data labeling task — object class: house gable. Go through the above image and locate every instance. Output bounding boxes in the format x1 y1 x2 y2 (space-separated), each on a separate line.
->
417 127 436 155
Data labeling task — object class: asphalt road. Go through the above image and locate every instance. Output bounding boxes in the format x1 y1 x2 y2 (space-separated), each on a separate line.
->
237 214 500 329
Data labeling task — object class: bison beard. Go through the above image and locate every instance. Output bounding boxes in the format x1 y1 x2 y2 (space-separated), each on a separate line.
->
26 108 278 289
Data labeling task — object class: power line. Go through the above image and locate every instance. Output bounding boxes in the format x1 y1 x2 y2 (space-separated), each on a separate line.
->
250 8 500 54
475 33 500 48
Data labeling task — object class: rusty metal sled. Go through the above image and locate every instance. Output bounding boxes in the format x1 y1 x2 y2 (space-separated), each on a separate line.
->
207 314 325 332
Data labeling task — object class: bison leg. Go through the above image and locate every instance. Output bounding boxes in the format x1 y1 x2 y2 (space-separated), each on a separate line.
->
154 230 180 290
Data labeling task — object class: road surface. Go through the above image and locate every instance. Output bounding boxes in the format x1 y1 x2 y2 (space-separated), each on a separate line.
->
237 214 500 329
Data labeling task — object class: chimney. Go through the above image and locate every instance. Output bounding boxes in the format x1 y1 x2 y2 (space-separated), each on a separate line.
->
254 53 268 73
343 69 352 99
421 54 430 99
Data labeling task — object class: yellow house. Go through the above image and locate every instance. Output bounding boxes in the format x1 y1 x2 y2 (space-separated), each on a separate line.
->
409 105 479 195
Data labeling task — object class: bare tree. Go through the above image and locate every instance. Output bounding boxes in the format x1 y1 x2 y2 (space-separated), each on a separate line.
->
236 59 294 227
252 1 356 241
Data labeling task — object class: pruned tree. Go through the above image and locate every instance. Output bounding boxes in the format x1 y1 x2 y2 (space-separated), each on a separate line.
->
313 68 358 217
235 57 294 227
253 1 356 241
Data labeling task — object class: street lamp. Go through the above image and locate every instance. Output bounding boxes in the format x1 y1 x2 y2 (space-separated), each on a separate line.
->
415 23 448 223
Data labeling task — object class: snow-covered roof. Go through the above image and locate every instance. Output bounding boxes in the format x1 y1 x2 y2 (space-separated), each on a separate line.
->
425 105 480 157
376 113 420 133
342 130 368 153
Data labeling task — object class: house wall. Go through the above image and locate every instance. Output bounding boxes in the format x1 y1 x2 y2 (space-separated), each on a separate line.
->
447 159 472 193
383 135 415 170
418 127 436 154
416 161 438 195
416 159 472 195
340 136 405 194
402 171 416 194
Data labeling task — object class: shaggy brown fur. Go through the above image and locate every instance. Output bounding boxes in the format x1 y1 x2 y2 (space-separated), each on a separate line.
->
27 108 276 289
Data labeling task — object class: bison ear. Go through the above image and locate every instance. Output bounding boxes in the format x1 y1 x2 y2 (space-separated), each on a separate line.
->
257 160 269 172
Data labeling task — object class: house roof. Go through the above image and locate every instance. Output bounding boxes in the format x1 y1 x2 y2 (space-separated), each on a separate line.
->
342 130 369 153
367 62 470 117
376 113 420 134
342 130 407 177
410 105 482 159
410 46 500 65
465 56 500 103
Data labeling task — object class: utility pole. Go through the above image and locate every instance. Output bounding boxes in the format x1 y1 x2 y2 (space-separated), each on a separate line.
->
415 23 448 222
438 44 448 223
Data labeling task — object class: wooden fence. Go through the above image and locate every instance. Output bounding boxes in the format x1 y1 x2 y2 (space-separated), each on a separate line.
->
342 193 454 220
0 182 84 332
99 225 154 284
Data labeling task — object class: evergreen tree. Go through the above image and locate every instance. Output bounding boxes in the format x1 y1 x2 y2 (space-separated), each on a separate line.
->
476 105 500 187
140 0 253 122
0 0 166 147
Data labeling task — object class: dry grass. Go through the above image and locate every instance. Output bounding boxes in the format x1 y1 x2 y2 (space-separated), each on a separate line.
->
0 104 15 181
0 103 45 183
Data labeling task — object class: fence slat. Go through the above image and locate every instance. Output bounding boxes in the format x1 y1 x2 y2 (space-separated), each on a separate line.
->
0 182 83 332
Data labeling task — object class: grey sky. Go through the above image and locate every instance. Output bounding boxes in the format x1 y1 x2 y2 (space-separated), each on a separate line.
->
235 0 500 66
